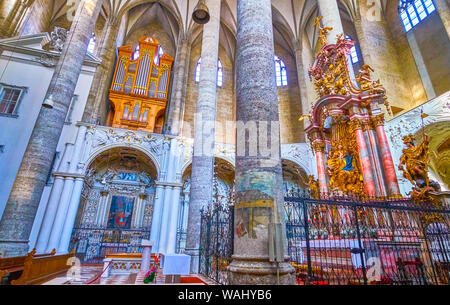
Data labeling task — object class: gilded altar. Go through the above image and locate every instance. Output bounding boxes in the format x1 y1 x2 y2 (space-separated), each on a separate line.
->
304 17 400 198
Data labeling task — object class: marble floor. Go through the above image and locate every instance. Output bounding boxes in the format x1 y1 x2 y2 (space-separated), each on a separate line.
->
42 265 216 285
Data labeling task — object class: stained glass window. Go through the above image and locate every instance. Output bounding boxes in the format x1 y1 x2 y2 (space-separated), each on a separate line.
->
400 0 436 32
195 58 224 87
275 55 288 87
87 33 96 54
346 35 360 64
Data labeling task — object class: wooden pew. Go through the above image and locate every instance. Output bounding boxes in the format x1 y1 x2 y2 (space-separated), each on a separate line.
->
8 249 75 285
0 249 57 284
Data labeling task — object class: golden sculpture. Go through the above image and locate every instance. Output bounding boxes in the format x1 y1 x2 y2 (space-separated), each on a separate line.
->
326 142 364 196
305 175 320 199
314 16 333 46
398 133 441 202
308 21 390 114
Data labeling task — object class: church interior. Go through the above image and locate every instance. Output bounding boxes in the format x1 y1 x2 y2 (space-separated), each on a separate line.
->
0 0 449 286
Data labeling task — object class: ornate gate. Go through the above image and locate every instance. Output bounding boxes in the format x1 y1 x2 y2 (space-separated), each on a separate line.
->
199 204 234 285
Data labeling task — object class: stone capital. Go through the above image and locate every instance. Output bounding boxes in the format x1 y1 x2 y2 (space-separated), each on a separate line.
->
371 113 385 128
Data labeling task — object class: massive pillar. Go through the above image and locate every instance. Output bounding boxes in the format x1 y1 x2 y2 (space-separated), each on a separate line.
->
293 39 311 139
185 0 221 273
354 1 415 111
434 0 450 39
317 0 355 80
82 16 122 125
0 0 102 258
166 36 192 135
227 0 295 285
317 0 344 44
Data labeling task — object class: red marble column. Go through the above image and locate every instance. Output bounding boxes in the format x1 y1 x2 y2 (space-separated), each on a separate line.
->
373 115 401 196
314 143 328 195
353 119 376 197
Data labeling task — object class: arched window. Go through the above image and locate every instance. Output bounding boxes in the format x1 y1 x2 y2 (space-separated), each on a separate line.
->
195 58 224 87
274 55 288 87
399 0 436 32
345 35 360 64
217 60 223 87
132 45 140 60
87 33 96 54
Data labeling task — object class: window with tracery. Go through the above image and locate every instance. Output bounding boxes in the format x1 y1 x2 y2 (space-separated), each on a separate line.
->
87 33 96 54
399 0 436 32
195 58 224 87
345 35 360 64
275 55 288 87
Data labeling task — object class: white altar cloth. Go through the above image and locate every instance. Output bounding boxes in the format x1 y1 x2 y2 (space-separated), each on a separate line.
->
161 254 191 275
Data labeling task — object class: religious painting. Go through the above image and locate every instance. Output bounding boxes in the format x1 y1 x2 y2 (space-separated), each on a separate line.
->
108 196 135 229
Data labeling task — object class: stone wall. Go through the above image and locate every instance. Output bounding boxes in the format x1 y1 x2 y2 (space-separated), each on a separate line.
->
412 12 450 97
385 1 428 109
124 23 176 58
275 45 304 144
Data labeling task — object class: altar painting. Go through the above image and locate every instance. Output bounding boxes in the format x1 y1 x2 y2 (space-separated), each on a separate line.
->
108 196 135 229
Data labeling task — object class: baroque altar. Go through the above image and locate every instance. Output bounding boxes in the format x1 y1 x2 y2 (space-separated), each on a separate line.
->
304 18 401 199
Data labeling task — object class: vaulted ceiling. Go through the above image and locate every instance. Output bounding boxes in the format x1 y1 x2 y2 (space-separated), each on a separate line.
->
45 0 393 60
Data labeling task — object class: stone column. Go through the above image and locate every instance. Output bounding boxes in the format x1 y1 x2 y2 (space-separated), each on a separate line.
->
165 186 182 254
58 176 84 253
352 119 377 197
82 17 121 125
150 184 165 253
434 0 450 39
35 143 73 253
293 39 311 138
95 192 109 227
46 176 75 252
140 240 153 272
158 186 172 254
227 0 295 285
317 0 344 44
317 0 355 80
372 114 401 196
166 37 192 135
314 143 328 195
185 0 221 273
354 2 414 110
0 0 103 258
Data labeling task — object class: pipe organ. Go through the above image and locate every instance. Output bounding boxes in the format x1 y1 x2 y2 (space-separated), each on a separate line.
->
108 37 174 133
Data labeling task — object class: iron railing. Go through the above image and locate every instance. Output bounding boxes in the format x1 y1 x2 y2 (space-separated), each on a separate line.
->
198 191 449 285
285 193 449 285
69 226 151 264
199 204 234 285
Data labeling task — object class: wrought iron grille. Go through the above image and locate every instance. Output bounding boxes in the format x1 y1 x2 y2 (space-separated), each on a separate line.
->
198 191 449 285
285 194 449 285
69 227 151 264
199 204 234 285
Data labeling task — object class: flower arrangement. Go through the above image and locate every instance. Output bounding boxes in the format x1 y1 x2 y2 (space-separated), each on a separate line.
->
143 256 159 284
143 266 157 284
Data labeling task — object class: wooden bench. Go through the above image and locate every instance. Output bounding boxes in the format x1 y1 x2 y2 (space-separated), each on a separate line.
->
0 249 57 284
0 248 76 285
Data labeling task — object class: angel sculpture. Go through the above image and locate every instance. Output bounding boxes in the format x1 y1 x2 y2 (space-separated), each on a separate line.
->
305 175 320 199
398 134 441 202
